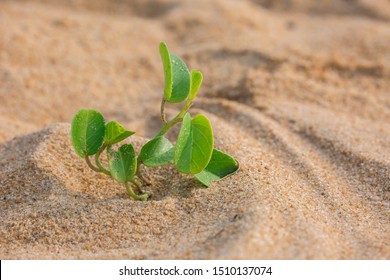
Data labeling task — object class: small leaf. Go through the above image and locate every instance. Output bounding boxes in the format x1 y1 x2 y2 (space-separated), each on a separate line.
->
140 136 174 167
174 113 214 174
195 149 239 187
188 70 203 100
108 144 137 183
159 42 191 103
71 109 105 157
159 42 172 101
169 54 191 103
104 121 135 145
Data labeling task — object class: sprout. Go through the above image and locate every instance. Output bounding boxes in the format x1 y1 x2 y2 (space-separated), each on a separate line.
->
71 42 239 201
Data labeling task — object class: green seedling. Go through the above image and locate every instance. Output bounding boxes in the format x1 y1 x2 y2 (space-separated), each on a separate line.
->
71 42 239 201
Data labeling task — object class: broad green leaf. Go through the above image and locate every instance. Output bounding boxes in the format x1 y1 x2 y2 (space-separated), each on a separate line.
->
159 42 172 101
188 70 203 100
159 42 191 103
108 144 137 183
195 149 239 187
174 113 192 173
104 121 135 145
174 113 214 174
190 114 214 173
170 54 191 103
71 109 105 157
140 136 174 167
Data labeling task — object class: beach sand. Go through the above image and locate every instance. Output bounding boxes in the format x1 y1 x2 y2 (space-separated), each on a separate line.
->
0 0 389 259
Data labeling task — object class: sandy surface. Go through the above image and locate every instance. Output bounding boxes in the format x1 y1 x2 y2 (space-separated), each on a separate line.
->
0 0 389 259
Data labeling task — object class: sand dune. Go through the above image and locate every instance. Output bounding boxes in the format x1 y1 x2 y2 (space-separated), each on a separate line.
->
0 0 389 259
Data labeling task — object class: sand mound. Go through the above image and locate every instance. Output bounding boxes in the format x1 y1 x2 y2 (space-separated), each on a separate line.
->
0 123 259 259
0 0 389 259
0 114 388 259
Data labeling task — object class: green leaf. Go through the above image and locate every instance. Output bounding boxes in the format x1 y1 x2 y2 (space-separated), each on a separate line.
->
71 109 105 157
174 113 214 174
188 70 203 100
195 149 239 187
104 121 135 145
174 113 192 173
159 42 190 103
170 54 190 103
108 144 137 183
140 136 174 167
159 42 172 101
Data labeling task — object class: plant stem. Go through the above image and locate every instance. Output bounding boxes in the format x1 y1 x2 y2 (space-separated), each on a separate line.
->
160 98 167 124
124 181 149 201
136 157 150 186
130 177 143 193
95 144 111 176
84 154 101 172
156 100 192 137
130 177 141 187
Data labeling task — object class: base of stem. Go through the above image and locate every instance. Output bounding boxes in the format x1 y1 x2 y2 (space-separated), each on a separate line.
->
125 181 150 201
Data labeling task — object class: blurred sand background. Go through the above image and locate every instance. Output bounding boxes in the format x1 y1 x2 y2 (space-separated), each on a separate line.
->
0 0 389 259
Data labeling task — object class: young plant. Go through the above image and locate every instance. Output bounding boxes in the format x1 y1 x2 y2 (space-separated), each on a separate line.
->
71 42 239 201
